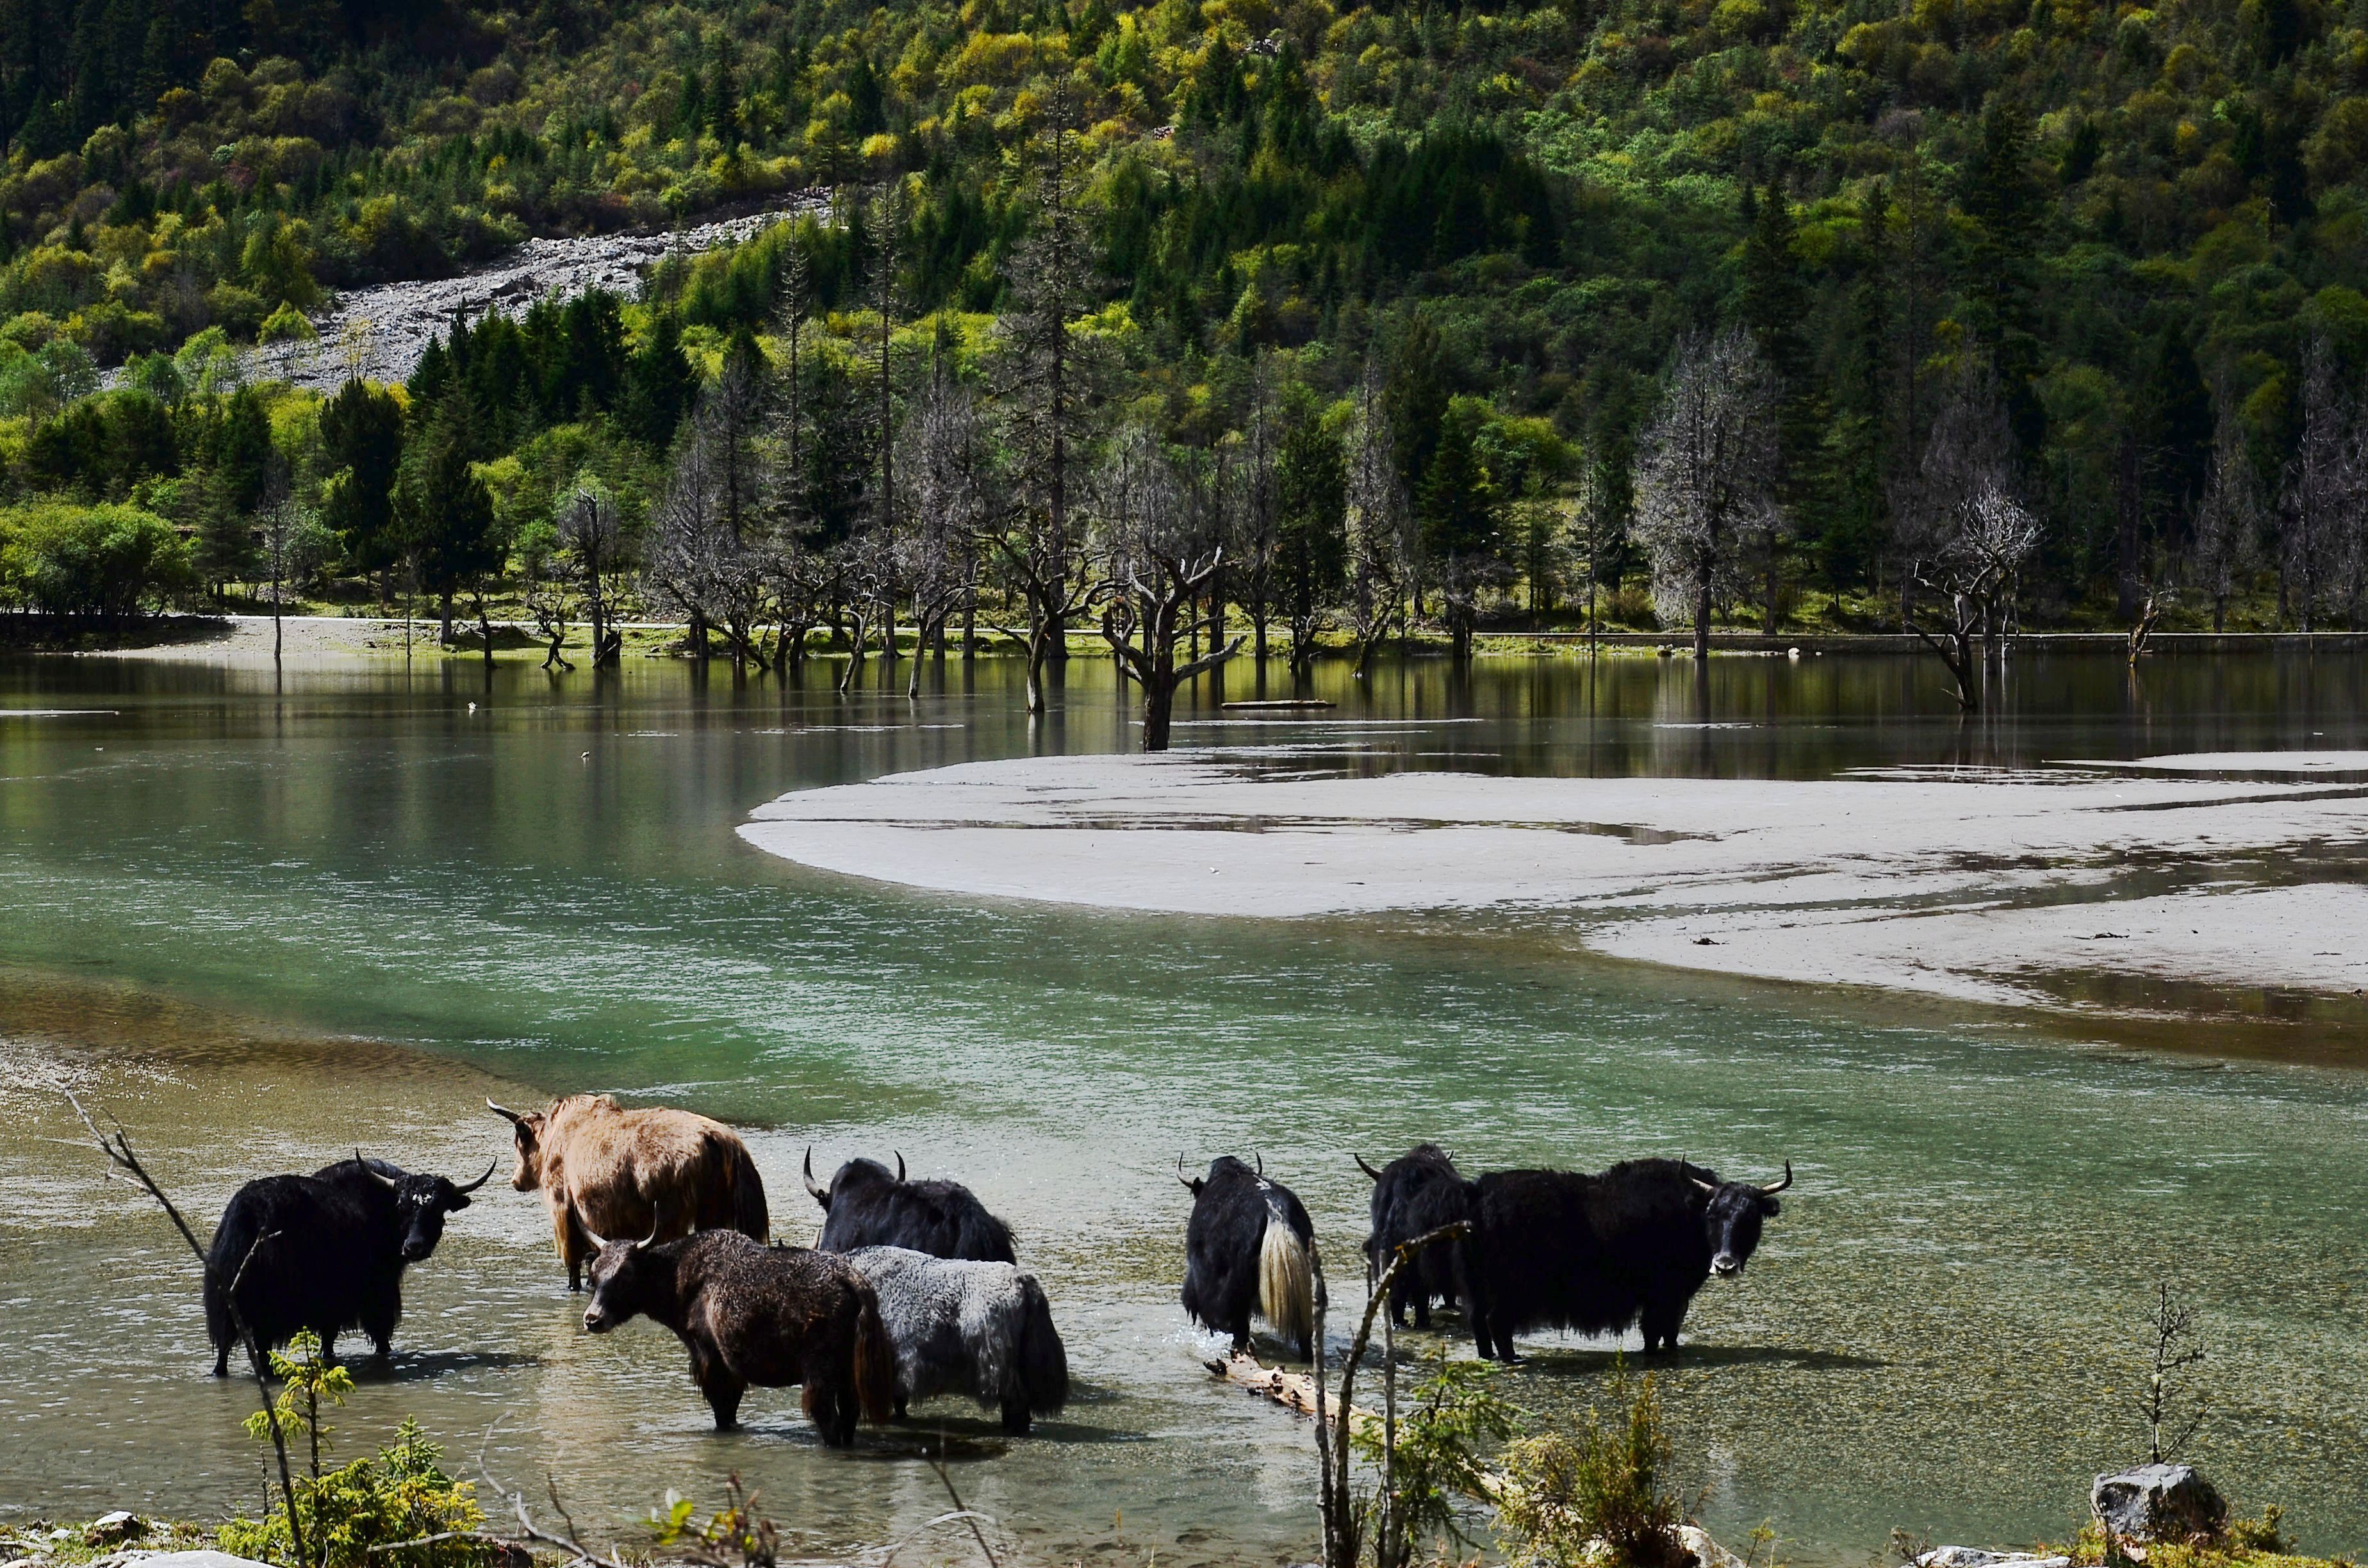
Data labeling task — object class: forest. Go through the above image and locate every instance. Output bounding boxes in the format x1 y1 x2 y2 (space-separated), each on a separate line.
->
5 0 2368 695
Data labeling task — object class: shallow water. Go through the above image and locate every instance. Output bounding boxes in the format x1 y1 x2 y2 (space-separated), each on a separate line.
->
3 648 2366 1565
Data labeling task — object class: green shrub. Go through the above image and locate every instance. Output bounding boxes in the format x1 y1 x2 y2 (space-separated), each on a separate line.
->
218 1335 489 1568
1493 1362 1685 1568
0 500 193 622
219 1419 491 1568
1352 1347 1520 1560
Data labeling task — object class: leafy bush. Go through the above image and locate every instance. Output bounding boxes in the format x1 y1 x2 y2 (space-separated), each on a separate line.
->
1493 1362 1686 1568
218 1334 490 1568
0 501 193 623
1353 1347 1520 1560
220 1420 492 1568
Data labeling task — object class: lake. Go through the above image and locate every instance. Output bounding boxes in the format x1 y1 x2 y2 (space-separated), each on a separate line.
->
3 642 2365 1566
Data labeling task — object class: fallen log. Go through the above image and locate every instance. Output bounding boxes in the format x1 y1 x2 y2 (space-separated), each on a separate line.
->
1206 1352 1379 1433
1219 698 1337 710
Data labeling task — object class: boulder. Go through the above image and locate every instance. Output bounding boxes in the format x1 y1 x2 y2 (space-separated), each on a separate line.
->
1680 1524 1750 1568
1913 1549 2070 1568
124 1553 274 1568
85 1515 144 1545
2091 1465 2227 1544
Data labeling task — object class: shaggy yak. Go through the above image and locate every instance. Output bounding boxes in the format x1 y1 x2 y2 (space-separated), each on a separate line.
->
1179 1155 1319 1362
805 1150 1017 1262
488 1093 769 1290
844 1245 1070 1432
580 1227 896 1444
204 1154 493 1375
1466 1157 1792 1362
1354 1143 1477 1330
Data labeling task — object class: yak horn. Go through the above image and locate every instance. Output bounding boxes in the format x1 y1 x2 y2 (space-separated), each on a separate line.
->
895 1152 907 1184
803 1146 829 1204
1255 1152 1264 1177
1684 1157 1716 1196
356 1152 397 1189
1759 1161 1794 1196
578 1220 611 1249
1177 1154 1196 1192
455 1160 497 1195
1353 1153 1384 1183
486 1098 524 1124
632 1218 662 1251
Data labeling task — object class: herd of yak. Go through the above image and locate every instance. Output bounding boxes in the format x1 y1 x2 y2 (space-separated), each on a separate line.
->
200 1094 1794 1446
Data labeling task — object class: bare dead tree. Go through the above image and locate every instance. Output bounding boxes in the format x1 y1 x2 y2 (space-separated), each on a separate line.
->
2137 1280 2207 1466
523 546 575 672
557 479 625 667
649 394 766 666
864 182 910 666
2191 405 2262 634
64 1094 310 1568
1633 327 1782 660
896 368 992 697
1344 362 1411 677
1892 360 2040 708
1092 426 1244 751
1232 364 1282 664
2282 336 2356 634
985 93 1103 714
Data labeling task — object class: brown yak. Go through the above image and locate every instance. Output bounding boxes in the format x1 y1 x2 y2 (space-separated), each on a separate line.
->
486 1093 770 1290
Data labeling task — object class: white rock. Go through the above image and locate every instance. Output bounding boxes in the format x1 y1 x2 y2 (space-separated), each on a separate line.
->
124 1553 275 1568
1914 1549 2071 1568
1681 1525 1750 1568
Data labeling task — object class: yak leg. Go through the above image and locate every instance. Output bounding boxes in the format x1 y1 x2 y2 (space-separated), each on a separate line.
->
1639 1296 1685 1356
211 1341 230 1378
1000 1398 1031 1435
1230 1311 1252 1356
555 1200 586 1292
701 1367 746 1432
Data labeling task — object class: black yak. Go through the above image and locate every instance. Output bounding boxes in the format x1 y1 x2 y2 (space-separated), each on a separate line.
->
1467 1157 1791 1362
580 1227 896 1445
486 1094 769 1291
203 1154 494 1375
1355 1143 1477 1330
1180 1155 1320 1362
844 1245 1069 1432
805 1150 1016 1263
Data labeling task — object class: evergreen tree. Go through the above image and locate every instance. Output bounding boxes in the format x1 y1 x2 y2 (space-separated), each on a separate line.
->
397 389 501 640
319 378 406 596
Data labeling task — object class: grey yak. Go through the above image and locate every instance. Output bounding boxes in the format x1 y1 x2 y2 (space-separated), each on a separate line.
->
845 1245 1069 1432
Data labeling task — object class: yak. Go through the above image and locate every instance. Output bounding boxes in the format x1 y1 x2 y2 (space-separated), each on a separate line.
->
204 1154 493 1376
487 1093 769 1291
805 1150 1017 1263
1465 1157 1792 1362
580 1226 897 1445
1180 1155 1320 1362
843 1245 1069 1433
1355 1143 1477 1330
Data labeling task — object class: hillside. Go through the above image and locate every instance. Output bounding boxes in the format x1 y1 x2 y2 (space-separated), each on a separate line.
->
4 0 2367 637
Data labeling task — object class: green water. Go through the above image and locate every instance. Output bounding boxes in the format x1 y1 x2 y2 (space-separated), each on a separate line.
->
2 648 2365 1565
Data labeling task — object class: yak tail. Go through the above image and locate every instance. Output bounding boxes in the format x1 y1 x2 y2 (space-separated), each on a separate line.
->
728 1141 770 1243
1257 1213 1316 1353
851 1283 898 1425
1017 1273 1071 1416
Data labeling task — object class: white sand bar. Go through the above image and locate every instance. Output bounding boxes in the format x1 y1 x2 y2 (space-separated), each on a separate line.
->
740 752 2368 1013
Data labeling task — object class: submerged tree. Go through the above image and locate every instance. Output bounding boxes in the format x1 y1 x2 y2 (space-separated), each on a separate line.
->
1893 360 2039 708
1274 385 1347 681
1092 425 1242 751
895 367 992 696
2282 338 2355 634
1344 361 1413 675
1632 328 1782 660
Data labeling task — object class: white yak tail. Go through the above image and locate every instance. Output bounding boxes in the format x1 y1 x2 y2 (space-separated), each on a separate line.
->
1256 1204 1316 1354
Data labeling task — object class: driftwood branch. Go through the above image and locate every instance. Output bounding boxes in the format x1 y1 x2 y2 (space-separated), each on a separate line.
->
65 1093 310 1568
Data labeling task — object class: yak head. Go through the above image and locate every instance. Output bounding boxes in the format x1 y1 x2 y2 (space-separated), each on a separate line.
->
486 1099 554 1193
352 1155 495 1262
1688 1162 1793 1279
579 1223 664 1334
1178 1152 1265 1198
804 1147 905 1211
